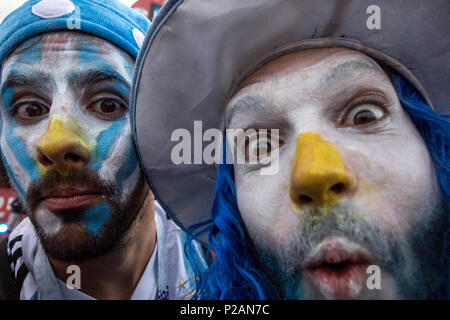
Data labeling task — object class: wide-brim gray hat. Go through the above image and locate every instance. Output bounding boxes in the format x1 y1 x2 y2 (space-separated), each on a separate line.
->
131 0 450 242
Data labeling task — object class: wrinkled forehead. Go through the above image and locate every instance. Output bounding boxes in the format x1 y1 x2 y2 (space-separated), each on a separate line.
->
236 47 389 93
1 31 134 83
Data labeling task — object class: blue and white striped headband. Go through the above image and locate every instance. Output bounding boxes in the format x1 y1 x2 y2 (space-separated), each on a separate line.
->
0 0 150 63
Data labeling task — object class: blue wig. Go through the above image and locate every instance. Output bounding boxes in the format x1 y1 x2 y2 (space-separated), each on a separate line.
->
187 153 277 299
187 72 450 300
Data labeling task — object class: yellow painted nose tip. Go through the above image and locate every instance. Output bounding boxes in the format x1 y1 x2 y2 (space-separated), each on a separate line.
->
36 116 90 172
289 131 355 209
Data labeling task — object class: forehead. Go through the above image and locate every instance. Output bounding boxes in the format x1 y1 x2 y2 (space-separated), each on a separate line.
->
237 47 387 92
1 31 133 81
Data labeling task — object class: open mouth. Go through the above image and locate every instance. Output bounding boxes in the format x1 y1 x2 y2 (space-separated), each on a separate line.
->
302 237 374 299
39 187 104 211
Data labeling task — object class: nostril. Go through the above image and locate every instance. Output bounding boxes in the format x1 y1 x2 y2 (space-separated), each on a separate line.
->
297 194 313 205
330 182 346 194
37 151 53 167
64 153 82 162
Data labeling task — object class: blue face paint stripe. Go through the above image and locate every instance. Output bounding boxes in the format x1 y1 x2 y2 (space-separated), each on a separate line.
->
15 37 43 65
116 145 139 189
103 83 130 104
77 36 133 172
0 74 26 199
4 120 40 182
80 203 112 237
79 37 100 65
72 36 132 103
90 118 127 171
1 86 40 186
1 86 15 113
78 35 133 82
78 37 117 75
1 38 43 185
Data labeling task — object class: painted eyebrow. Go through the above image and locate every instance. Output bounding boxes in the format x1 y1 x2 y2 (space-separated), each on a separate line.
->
0 70 53 95
319 59 385 88
68 68 130 92
226 94 274 125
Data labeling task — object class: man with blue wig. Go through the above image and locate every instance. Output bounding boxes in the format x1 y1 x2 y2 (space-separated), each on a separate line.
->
132 0 449 299
0 0 201 300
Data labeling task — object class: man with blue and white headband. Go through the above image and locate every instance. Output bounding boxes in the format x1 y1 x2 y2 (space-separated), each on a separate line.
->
0 0 202 300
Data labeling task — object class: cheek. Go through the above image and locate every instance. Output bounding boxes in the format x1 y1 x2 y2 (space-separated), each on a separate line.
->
95 119 140 196
0 115 46 198
234 157 298 248
89 118 127 171
342 132 438 234
116 148 140 203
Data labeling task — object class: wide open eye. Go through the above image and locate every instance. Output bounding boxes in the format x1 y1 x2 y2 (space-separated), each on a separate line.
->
343 104 385 127
245 130 280 165
14 102 49 123
88 98 127 120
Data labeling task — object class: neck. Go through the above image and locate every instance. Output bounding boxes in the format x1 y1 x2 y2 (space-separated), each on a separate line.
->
48 192 157 300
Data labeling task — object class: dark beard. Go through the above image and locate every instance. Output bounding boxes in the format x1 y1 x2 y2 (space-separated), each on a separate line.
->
26 168 148 263
252 198 448 300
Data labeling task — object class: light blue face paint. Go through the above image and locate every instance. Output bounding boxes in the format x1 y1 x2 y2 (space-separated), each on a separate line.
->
80 203 112 237
14 37 43 65
78 36 101 65
103 82 130 104
0 36 44 190
1 86 16 113
0 89 29 201
89 118 127 171
76 36 133 175
0 86 40 198
77 36 125 77
4 119 40 181
116 143 139 189
0 68 27 199
77 34 134 84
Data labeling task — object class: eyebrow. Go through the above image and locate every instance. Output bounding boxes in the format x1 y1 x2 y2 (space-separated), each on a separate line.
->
319 59 384 88
0 70 53 96
68 68 130 92
226 59 387 123
226 94 274 125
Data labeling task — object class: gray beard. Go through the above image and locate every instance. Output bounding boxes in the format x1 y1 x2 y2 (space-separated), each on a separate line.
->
251 195 448 299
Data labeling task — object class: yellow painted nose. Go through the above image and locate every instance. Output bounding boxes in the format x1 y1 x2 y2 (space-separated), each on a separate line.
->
289 132 355 209
36 116 90 172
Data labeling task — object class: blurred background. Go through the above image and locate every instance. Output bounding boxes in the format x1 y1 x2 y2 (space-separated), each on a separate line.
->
0 0 167 238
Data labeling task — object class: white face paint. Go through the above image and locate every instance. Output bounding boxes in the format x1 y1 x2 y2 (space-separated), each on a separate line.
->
226 48 445 299
0 32 145 258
